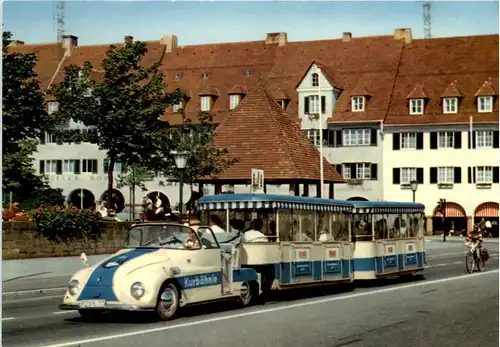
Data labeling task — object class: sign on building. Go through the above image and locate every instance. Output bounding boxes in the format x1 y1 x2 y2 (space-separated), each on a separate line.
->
251 168 264 194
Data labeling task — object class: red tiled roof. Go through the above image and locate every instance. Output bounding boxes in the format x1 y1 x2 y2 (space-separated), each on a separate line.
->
199 86 344 183
7 43 64 91
475 79 497 96
198 85 220 97
227 84 248 95
406 85 428 99
272 88 290 100
440 81 463 98
350 83 371 97
385 35 499 125
17 31 497 127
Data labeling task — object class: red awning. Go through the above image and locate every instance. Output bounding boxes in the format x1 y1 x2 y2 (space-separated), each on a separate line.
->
434 202 466 217
475 202 499 218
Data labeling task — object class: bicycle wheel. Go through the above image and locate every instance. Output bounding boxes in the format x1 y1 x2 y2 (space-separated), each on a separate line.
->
465 253 475 273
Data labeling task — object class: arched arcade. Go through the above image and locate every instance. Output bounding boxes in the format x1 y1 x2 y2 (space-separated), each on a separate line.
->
432 201 467 236
474 202 499 237
68 189 96 210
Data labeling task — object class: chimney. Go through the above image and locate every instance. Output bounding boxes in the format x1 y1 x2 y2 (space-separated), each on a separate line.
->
124 35 133 43
160 34 178 53
62 35 78 57
342 32 352 42
8 40 25 47
393 28 412 44
265 32 287 47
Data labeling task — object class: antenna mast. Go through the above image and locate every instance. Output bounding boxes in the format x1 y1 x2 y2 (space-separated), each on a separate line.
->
423 2 432 39
55 0 65 56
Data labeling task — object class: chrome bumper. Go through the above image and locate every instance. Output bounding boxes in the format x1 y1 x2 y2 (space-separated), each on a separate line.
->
59 302 155 312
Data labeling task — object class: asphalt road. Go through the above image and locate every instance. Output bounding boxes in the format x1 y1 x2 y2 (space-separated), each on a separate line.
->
2 241 498 347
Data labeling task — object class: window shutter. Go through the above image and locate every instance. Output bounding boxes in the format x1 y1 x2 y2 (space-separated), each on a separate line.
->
335 130 343 147
430 132 437 149
494 167 499 184
453 132 462 149
453 167 461 183
416 133 424 150
103 158 109 173
321 96 326 114
40 132 46 145
370 129 377 146
417 168 424 184
430 167 438 184
327 130 335 146
467 167 472 184
92 159 98 174
39 160 45 174
350 164 357 178
74 160 80 174
472 167 476 183
493 131 499 149
335 164 342 176
392 168 400 184
392 133 400 150
472 132 476 149
56 160 62 175
370 164 378 180
304 96 310 114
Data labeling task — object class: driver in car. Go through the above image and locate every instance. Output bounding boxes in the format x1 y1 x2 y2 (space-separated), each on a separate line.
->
184 230 201 249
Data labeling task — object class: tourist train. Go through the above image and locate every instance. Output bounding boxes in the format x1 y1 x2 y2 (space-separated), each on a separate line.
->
59 193 425 321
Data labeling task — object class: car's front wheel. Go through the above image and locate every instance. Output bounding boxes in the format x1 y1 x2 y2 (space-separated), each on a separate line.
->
156 282 180 321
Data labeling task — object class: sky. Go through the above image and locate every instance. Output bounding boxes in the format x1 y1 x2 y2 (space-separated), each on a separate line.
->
3 1 499 46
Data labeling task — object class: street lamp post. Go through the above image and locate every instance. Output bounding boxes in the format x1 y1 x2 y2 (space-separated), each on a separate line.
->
171 151 190 221
410 180 418 203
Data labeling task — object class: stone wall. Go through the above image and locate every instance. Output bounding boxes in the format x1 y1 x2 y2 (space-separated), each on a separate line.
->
2 221 133 260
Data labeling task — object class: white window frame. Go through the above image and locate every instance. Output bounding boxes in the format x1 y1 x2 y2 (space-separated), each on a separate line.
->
229 95 240 110
351 96 365 112
400 168 417 184
443 97 458 114
342 129 371 146
200 96 211 112
476 130 493 148
44 132 55 144
305 129 320 147
401 132 417 149
62 160 74 174
477 96 493 113
173 101 183 113
437 131 454 149
437 167 454 184
356 163 371 179
311 73 319 87
82 159 96 174
309 95 320 114
409 99 424 115
342 164 351 179
476 166 493 184
45 160 58 175
48 102 59 115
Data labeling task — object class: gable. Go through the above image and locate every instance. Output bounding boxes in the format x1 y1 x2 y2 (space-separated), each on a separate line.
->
296 63 334 91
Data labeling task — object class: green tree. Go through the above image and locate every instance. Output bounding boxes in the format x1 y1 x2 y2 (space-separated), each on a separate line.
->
50 41 183 210
160 110 239 186
116 164 155 219
2 31 64 206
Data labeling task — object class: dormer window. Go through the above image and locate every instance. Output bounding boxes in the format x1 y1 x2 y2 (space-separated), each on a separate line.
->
175 72 183 80
202 72 209 80
48 101 59 115
409 99 424 115
245 68 252 77
229 95 240 110
277 100 285 109
443 97 458 114
351 96 365 112
311 73 319 87
200 96 211 111
478 96 493 113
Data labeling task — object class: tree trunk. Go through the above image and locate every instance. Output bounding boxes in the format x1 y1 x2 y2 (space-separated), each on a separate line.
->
107 156 115 212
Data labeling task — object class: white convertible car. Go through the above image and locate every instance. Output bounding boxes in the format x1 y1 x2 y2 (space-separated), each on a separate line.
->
59 222 260 320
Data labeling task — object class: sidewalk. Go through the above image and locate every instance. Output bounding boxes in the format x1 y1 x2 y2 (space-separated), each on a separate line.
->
425 235 499 244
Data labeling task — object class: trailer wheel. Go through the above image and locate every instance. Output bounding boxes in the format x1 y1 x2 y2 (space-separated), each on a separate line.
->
239 281 257 307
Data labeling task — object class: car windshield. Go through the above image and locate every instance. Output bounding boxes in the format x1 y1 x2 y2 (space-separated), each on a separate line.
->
124 224 201 249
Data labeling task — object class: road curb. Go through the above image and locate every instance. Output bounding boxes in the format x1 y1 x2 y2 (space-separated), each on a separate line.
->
2 287 66 300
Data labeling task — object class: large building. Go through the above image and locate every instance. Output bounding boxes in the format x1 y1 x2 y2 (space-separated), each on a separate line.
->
8 28 499 232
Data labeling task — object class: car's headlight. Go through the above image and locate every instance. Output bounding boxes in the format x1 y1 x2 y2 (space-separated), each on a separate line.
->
130 282 145 299
68 279 80 296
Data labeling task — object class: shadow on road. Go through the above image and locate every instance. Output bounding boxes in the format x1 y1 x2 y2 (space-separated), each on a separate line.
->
65 274 426 324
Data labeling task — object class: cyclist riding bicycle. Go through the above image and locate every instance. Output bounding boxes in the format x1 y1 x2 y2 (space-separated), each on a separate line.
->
466 224 484 259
